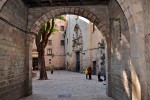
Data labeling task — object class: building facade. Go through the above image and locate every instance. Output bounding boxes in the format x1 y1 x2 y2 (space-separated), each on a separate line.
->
1 0 150 99
32 18 67 70
65 15 106 74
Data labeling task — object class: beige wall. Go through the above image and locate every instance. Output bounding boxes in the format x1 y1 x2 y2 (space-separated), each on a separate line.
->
32 18 66 70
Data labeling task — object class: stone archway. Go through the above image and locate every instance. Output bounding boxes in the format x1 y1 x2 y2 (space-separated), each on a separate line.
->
29 6 111 96
0 0 7 10
28 0 147 99
29 7 109 36
0 0 147 100
115 1 146 100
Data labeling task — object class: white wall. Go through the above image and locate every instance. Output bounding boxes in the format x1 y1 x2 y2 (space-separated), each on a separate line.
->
65 15 105 73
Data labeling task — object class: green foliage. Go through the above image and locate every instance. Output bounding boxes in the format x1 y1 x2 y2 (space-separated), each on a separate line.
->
55 16 66 21
39 24 46 34
38 16 66 42
51 28 58 35
38 23 46 42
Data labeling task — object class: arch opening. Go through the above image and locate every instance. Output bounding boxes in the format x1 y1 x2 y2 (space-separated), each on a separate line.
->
0 0 147 99
30 14 110 99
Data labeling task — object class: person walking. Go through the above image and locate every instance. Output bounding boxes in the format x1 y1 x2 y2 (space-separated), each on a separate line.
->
98 64 106 82
98 70 103 82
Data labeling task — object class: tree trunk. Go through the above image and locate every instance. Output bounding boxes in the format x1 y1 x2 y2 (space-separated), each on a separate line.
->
35 19 55 80
38 48 48 80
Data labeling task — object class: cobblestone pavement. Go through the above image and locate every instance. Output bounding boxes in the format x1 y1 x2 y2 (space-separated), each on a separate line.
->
21 70 113 100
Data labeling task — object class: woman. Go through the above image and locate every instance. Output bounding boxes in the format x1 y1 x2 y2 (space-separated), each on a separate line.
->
88 65 92 80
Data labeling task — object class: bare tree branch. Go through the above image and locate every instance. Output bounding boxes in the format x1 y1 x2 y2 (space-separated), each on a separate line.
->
44 18 55 48
47 18 55 38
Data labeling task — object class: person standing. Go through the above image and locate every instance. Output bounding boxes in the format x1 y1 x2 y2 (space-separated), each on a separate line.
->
51 66 54 74
88 65 92 80
85 69 88 79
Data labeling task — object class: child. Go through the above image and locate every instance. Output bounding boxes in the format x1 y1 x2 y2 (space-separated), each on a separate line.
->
85 69 88 79
51 66 54 74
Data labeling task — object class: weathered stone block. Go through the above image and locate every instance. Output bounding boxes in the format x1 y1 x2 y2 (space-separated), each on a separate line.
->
41 15 48 22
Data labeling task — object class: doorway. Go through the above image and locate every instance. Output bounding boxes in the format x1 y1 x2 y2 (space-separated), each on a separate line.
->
93 61 96 75
76 52 80 72
32 57 38 70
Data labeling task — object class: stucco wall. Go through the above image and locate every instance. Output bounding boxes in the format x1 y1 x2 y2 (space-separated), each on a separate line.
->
65 15 105 73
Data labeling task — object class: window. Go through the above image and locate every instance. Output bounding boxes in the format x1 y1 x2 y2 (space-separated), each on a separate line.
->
47 40 52 45
60 26 64 31
61 40 65 46
47 49 52 55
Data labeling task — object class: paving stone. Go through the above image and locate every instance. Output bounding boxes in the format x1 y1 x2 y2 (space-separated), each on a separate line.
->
21 71 113 100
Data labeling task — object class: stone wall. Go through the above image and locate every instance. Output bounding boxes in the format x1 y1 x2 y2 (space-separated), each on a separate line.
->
109 0 131 99
0 0 147 100
143 0 150 98
27 1 149 99
28 5 109 32
145 33 150 98
0 0 27 30
0 0 29 99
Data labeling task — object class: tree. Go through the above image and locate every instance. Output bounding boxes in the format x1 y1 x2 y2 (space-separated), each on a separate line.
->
34 16 66 80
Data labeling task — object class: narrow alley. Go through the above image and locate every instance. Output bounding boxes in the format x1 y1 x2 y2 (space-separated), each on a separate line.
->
21 71 113 100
